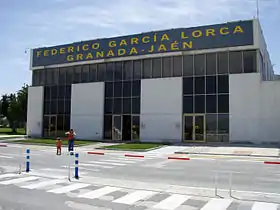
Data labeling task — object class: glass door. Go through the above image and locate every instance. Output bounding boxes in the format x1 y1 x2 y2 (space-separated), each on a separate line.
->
49 115 57 137
183 114 206 142
183 115 193 141
132 115 140 140
112 115 122 140
194 115 205 141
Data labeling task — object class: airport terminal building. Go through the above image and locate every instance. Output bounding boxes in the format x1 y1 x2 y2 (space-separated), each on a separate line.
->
27 19 279 144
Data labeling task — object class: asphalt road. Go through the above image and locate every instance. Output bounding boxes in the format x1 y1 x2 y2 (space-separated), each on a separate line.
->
1 143 280 210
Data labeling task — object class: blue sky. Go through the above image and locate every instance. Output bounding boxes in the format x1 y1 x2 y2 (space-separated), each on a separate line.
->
0 0 279 95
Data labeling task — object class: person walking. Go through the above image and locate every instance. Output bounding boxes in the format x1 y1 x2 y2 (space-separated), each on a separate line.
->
65 129 76 155
56 137 62 155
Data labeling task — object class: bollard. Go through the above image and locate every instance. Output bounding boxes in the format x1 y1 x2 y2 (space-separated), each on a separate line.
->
74 153 79 179
26 148 30 172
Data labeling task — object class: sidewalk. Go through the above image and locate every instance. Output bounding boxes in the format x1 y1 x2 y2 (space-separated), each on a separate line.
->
0 135 26 141
174 146 280 157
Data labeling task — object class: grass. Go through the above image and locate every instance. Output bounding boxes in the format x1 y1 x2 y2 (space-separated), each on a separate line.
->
0 127 25 135
14 138 97 146
103 143 164 150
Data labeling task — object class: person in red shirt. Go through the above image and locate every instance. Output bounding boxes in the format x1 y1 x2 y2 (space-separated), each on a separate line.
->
65 129 76 154
56 137 62 155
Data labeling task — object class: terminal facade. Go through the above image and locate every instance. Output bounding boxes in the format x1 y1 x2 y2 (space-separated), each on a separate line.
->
27 19 279 144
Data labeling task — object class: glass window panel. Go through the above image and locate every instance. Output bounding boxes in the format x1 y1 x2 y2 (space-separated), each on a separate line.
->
123 81 132 97
58 86 65 99
57 115 64 134
183 96 193 113
65 85 71 99
132 97 140 114
81 65 89 83
105 98 113 114
89 64 97 82
243 50 257 73
73 66 81 83
195 95 205 113
97 63 106 81
229 51 243 74
50 86 58 100
106 63 114 81
183 55 193 76
206 53 217 75
142 59 152 79
113 98 122 114
218 114 229 134
123 61 133 80
217 75 229 93
44 101 51 114
162 57 172 77
105 82 113 98
44 87 51 101
206 76 216 94
32 71 37 86
64 115 70 131
195 76 205 94
173 56 182 77
66 67 74 85
183 77 193 95
59 68 67 84
132 80 141 97
206 114 218 141
206 95 217 113
152 58 161 78
218 52 229 74
64 100 71 114
45 69 53 85
113 82 122 98
38 70 45 86
218 94 229 113
58 100 64 114
53 68 59 85
194 54 205 76
122 98 131 114
50 100 57 114
103 115 112 139
114 62 123 81
133 60 142 79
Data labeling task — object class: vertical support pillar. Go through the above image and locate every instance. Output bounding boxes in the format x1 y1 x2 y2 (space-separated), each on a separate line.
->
26 148 30 172
74 153 79 179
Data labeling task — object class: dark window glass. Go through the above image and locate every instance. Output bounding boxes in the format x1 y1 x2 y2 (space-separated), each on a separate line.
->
114 62 122 81
229 51 243 74
57 115 64 133
162 57 172 77
217 75 229 93
218 114 229 134
58 86 65 99
58 100 64 114
243 50 257 73
50 100 57 114
195 76 205 94
142 59 152 79
132 97 140 114
132 80 141 97
64 100 71 114
66 67 73 84
173 56 182 77
206 53 216 75
81 65 89 83
206 95 217 113
206 114 218 141
89 64 97 82
59 68 66 84
45 69 52 85
64 115 70 131
97 63 106 81
183 77 193 95
38 70 45 86
65 85 71 99
218 52 229 74
122 81 131 97
194 54 205 76
103 115 112 139
218 94 229 113
32 71 38 86
50 86 58 100
113 98 122 114
44 101 50 114
183 96 193 113
114 82 122 98
122 98 131 114
105 98 113 114
106 63 114 81
123 61 133 80
105 82 113 98
152 58 161 78
73 66 81 83
133 60 142 79
44 87 51 101
183 55 193 76
206 76 216 94
53 68 59 85
195 95 205 113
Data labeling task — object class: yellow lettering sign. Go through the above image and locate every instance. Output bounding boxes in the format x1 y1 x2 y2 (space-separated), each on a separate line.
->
76 54 83 61
118 49 126 56
233 26 244 34
51 49 57 55
220 27 229 35
206 29 215 36
192 30 202 38
86 52 93 60
92 43 100 49
142 36 150 43
181 32 189 39
43 50 49 56
161 34 169 41
171 41 179 50
109 41 116 47
67 55 74 61
183 41 193 49
68 46 74 53
36 51 41 57
60 48 65 54
148 45 154 53
107 50 115 57
158 44 167 52
120 39 128 46
131 38 139 45
82 44 89 51
96 51 104 58
129 47 138 55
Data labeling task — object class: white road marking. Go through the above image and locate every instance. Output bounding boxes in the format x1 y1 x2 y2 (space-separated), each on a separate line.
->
21 179 66 189
79 163 114 169
200 198 232 210
252 202 279 210
48 183 90 194
89 161 126 166
78 186 120 199
100 159 136 164
153 194 191 210
0 176 39 185
0 155 13 159
0 173 18 179
113 190 156 205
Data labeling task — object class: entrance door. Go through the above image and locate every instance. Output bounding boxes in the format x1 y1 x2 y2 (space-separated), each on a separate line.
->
183 114 205 142
112 115 122 140
44 115 57 137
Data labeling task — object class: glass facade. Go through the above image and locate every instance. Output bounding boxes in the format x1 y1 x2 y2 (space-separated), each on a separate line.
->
32 49 257 141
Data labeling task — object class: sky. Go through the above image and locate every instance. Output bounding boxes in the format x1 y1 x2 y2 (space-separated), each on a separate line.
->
0 0 279 95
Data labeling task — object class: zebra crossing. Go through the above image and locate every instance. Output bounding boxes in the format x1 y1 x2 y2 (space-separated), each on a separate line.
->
0 173 279 209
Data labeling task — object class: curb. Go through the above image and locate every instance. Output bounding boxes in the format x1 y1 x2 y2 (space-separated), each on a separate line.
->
95 145 166 152
124 154 144 158
0 144 7 147
168 157 190 160
87 152 105 155
264 161 280 165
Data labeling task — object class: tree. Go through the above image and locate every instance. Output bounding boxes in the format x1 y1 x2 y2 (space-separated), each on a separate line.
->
0 94 9 118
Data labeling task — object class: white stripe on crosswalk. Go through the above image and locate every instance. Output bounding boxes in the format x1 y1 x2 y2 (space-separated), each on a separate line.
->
0 173 18 179
101 159 137 164
113 190 156 205
79 163 114 168
200 198 232 210
47 183 90 194
0 176 39 185
21 179 66 189
252 202 279 210
89 161 126 166
0 155 13 159
78 186 120 199
153 194 192 210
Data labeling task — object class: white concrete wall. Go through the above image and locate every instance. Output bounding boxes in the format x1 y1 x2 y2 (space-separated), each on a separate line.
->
140 77 182 143
27 86 44 137
71 82 104 140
